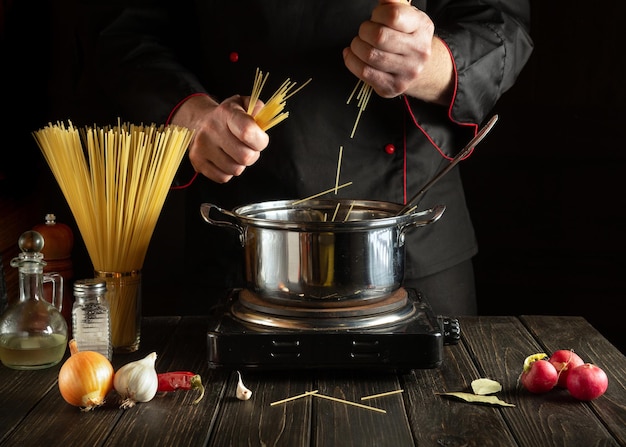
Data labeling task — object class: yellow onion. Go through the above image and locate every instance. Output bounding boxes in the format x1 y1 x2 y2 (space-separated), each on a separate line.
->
58 339 114 411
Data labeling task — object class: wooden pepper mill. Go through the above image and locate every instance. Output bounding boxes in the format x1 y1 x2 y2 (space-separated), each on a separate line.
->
33 213 74 331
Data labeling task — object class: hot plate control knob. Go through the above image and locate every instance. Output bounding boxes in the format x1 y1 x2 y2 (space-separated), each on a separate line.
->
440 317 461 345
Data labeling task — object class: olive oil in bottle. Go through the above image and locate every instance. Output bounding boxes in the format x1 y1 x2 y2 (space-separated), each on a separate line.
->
0 231 68 370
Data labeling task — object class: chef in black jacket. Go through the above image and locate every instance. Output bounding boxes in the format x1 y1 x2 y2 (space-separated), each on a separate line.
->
93 0 533 316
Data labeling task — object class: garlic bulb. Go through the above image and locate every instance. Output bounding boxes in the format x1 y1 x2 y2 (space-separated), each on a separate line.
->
114 352 159 409
236 371 252 400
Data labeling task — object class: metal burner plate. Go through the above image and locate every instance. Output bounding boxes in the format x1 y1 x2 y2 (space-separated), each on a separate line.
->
233 288 415 329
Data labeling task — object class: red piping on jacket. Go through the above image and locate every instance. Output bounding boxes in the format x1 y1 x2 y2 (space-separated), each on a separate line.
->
401 39 479 203
167 93 207 190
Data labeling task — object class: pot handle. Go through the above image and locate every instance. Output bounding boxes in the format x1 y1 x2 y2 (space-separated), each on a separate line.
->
400 204 446 233
200 203 246 246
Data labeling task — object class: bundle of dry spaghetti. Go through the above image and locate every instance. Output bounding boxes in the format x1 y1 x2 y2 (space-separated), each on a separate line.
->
32 120 193 350
247 68 311 131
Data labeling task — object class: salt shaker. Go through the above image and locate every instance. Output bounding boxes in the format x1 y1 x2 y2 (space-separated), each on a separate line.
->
72 278 112 360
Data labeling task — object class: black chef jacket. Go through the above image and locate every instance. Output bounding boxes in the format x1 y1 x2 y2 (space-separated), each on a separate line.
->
94 0 534 304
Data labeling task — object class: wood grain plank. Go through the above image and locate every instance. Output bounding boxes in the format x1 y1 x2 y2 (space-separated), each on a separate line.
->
520 315 626 446
3 316 624 447
404 339 518 446
208 371 313 447
0 361 67 444
313 372 413 447
104 316 228 447
0 357 124 446
460 316 621 447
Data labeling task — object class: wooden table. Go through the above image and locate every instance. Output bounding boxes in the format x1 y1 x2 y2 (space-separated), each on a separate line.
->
1 315 625 447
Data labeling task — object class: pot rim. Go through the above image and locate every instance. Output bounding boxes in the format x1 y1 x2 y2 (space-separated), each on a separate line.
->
229 199 444 231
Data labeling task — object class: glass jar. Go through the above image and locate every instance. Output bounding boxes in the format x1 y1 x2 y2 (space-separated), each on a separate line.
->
72 278 112 360
95 270 141 353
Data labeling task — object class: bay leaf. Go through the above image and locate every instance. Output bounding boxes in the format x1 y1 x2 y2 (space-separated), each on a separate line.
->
437 392 515 407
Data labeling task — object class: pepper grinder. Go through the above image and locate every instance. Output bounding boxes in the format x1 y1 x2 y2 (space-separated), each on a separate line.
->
33 213 74 332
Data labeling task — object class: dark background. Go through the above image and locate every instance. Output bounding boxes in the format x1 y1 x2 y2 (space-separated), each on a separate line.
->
464 2 625 352
1 1 625 353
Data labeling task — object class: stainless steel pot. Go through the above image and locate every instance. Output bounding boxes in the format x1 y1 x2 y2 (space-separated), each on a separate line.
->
200 199 445 306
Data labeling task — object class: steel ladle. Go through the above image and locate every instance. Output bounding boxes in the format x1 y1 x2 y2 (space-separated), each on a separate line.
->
396 114 499 216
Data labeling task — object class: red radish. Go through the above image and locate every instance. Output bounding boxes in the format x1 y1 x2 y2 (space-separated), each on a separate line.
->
566 364 608 401
549 349 584 387
521 353 558 393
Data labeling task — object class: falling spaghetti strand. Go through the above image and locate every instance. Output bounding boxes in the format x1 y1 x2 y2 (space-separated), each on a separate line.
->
347 79 373 139
247 68 312 131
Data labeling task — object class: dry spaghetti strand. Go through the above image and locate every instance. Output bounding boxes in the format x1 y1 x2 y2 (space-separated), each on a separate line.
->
312 393 387 414
247 67 311 131
347 79 373 138
361 389 405 401
291 182 353 205
33 121 193 272
270 390 319 406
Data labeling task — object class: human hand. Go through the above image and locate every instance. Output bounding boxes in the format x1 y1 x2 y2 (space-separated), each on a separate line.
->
171 94 270 183
343 0 453 105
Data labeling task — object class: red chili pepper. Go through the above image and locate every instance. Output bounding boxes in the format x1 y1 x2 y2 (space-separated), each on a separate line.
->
157 372 205 404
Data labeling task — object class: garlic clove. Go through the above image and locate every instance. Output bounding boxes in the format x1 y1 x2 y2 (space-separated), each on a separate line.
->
236 371 252 401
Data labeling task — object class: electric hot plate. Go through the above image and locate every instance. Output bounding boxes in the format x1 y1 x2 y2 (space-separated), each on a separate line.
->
206 287 460 371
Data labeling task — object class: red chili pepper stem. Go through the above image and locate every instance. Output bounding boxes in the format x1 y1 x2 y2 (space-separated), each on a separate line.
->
190 375 205 404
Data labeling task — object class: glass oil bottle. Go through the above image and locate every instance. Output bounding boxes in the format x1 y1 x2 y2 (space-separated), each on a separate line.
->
0 231 68 369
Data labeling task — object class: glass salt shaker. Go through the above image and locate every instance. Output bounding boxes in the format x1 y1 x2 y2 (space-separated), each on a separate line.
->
72 278 112 360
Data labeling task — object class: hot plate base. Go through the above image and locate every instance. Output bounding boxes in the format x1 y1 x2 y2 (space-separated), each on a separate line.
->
206 288 459 371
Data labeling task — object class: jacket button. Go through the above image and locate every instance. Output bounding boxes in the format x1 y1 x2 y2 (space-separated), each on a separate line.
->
384 144 396 154
229 52 239 63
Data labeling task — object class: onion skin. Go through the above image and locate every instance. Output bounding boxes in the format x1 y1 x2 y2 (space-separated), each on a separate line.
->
58 340 114 411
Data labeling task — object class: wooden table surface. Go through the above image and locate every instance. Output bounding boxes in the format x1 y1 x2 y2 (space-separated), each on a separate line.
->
1 315 625 447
